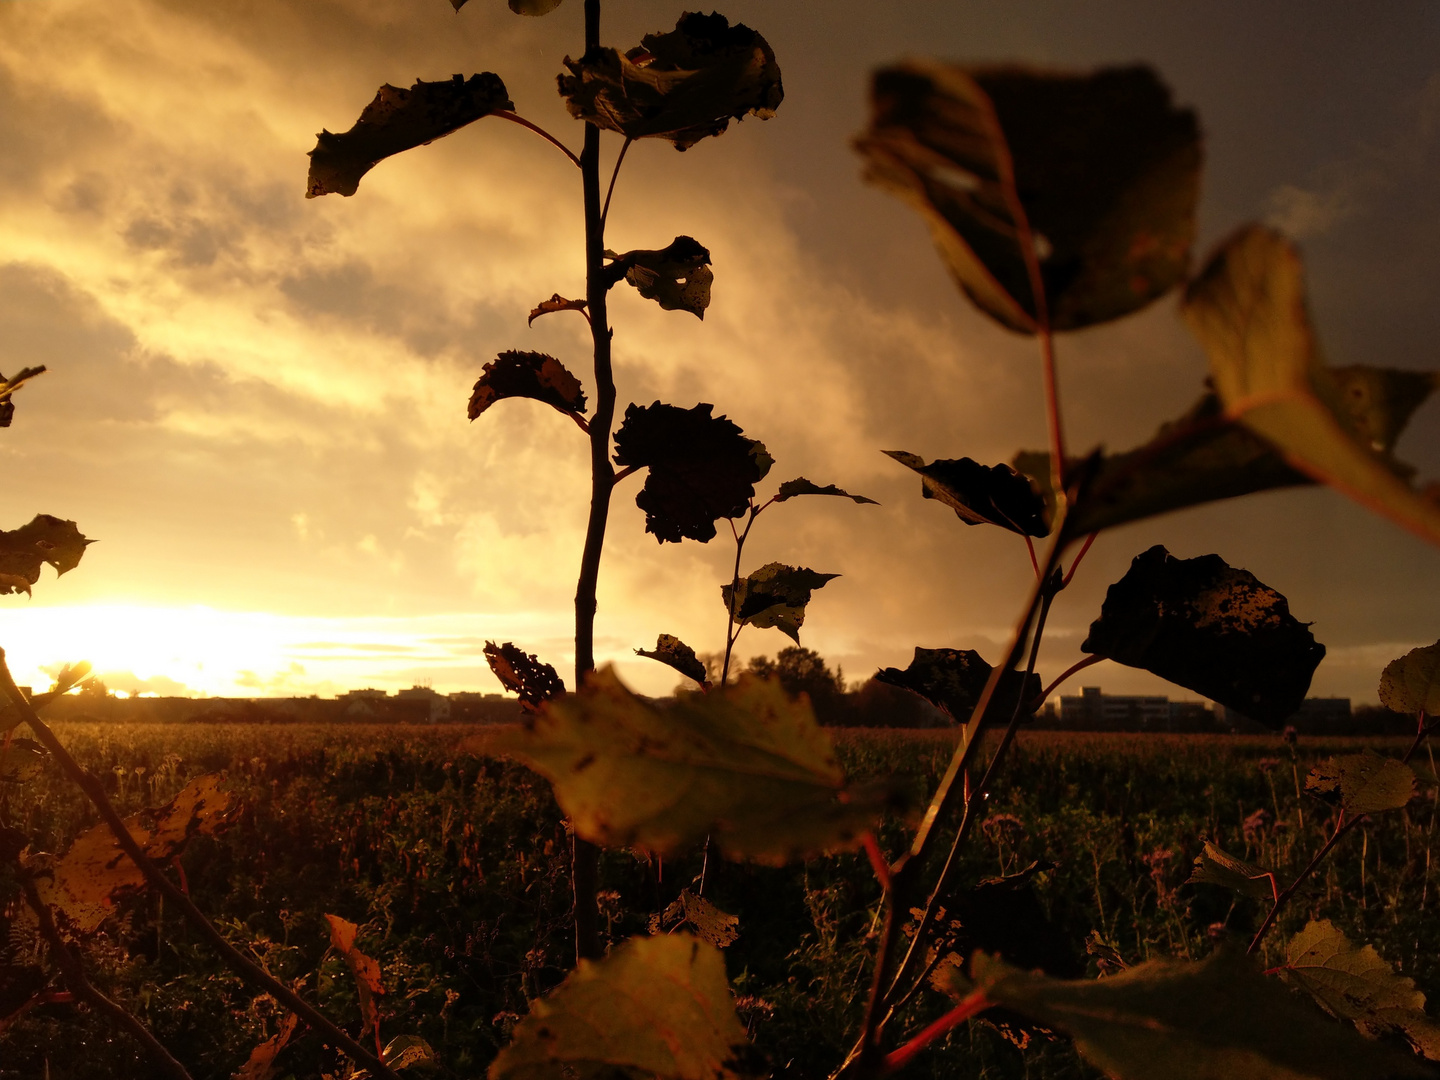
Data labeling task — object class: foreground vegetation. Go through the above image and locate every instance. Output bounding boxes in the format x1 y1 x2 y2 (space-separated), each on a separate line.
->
3 722 1434 1080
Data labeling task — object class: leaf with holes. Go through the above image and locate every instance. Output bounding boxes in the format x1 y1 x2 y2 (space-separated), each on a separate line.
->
484 642 565 712
0 515 92 596
875 647 1040 725
1304 751 1415 815
969 949 1431 1080
558 12 782 151
613 402 770 544
1278 919 1440 1061
528 294 587 326
857 63 1200 333
0 366 45 429
773 478 878 505
490 934 758 1080
1185 840 1276 900
1082 546 1324 727
636 634 708 688
1380 641 1440 717
648 889 739 949
469 351 587 422
1183 225 1440 548
325 914 384 1043
495 667 893 863
607 237 713 318
721 563 837 644
307 73 513 198
886 451 1048 537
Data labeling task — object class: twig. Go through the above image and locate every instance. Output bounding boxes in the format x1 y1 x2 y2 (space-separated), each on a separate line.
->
720 503 763 686
1031 653 1103 709
1062 532 1097 586
492 111 581 169
881 990 990 1074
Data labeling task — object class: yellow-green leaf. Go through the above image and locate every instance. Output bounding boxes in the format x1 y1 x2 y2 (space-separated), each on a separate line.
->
1304 751 1415 815
1379 641 1440 717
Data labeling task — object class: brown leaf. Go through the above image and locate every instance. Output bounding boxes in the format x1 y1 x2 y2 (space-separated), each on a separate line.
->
484 641 565 712
232 1012 298 1080
468 350 587 421
527 293 588 326
0 515 92 596
325 914 384 1041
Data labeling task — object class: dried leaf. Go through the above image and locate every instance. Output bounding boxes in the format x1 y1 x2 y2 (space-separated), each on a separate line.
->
1186 839 1276 900
721 563 838 645
1304 751 1415 815
885 451 1048 537
648 889 739 949
1379 641 1440 717
468 350 587 422
495 666 894 864
875 647 1040 725
233 1012 298 1080
307 73 513 198
607 237 713 318
1082 545 1325 727
325 914 384 1042
484 642 565 712
527 294 587 326
773 478 878 505
0 515 92 596
0 366 45 429
635 634 708 688
857 63 1200 333
558 12 782 151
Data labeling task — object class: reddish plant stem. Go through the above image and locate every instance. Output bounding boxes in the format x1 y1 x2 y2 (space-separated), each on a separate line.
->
1249 810 1352 954
881 991 990 1074
1023 534 1040 579
1032 653 1104 708
0 657 401 1080
600 138 632 229
1062 531 1097 586
863 832 892 891
492 111 581 168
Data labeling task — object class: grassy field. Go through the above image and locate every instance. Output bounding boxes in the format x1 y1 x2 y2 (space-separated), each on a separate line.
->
3 722 1436 1080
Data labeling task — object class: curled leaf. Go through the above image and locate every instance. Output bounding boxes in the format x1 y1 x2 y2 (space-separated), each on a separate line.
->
558 12 782 151
325 914 384 1043
721 563 838 644
1304 751 1415 815
1379 641 1440 717
648 889 739 949
636 634 709 688
527 293 588 326
857 62 1200 333
495 666 894 863
606 237 713 318
0 366 45 429
307 73 513 198
773 478 878 505
875 646 1040 725
613 402 769 543
468 350 587 422
1185 839 1276 900
1081 545 1325 727
484 641 565 712
886 451 1048 537
0 515 92 596
1183 225 1440 548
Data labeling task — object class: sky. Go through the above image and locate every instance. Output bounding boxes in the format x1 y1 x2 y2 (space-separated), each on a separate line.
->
2 0 1440 704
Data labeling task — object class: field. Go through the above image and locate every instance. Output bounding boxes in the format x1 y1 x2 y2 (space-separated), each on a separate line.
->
3 722 1437 1080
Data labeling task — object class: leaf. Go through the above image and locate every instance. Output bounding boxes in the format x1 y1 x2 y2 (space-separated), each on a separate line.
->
484 641 565 712
1019 393 1313 539
635 634 709 688
948 860 1079 977
885 451 1048 537
490 933 758 1080
1186 839 1276 900
0 515 92 596
382 1035 440 1072
325 914 384 1042
857 63 1200 333
648 889 740 949
1182 225 1440 548
528 294 587 327
721 563 838 644
0 366 45 429
468 351 588 422
234 1012 299 1080
1379 641 1440 717
495 666 894 864
557 12 783 151
47 774 237 932
969 949 1432 1080
1304 751 1415 815
606 237 713 319
613 402 769 544
307 73 513 198
1081 545 1325 727
875 647 1040 725
773 478 878 505
1279 919 1440 1061
0 739 46 785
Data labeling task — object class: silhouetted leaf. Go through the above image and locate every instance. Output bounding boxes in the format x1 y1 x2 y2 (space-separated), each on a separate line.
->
325 914 384 1043
1082 545 1324 727
606 237 713 318
1 661 93 735
468 350 587 422
857 63 1200 333
648 889 739 949
636 634 708 688
1279 919 1440 1061
0 739 46 785
1183 225 1440 548
613 402 769 544
1380 641 1440 717
1305 751 1415 815
875 647 1040 725
0 515 91 596
484 642 565 712
773 478 878 505
721 563 838 644
1186 840 1276 900
490 934 757 1080
528 294 588 326
0 366 45 429
949 861 1078 977
969 949 1431 1080
885 451 1048 537
495 667 893 863
307 73 513 198
558 12 782 151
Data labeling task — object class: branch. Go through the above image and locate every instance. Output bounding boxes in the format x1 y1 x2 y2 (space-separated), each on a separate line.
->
881 990 990 1074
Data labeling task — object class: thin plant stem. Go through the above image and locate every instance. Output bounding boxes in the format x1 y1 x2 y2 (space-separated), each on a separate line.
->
1033 653 1103 707
600 138 632 230
720 504 763 685
881 990 989 1075
1062 531 1097 586
1024 534 1040 579
0 655 400 1080
492 110 581 168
